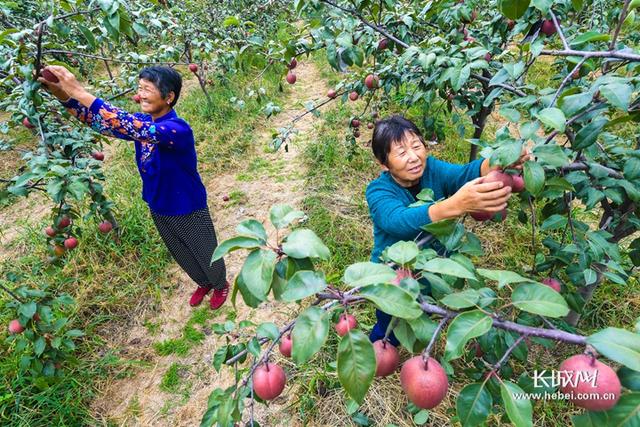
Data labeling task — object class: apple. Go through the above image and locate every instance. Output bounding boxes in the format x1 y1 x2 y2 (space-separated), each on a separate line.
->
327 89 337 99
41 68 59 83
64 237 78 250
364 74 379 90
286 71 296 85
335 314 357 336
511 174 525 192
378 38 389 50
58 216 71 228
541 19 557 36
542 277 562 292
351 118 360 128
252 362 286 400
288 58 297 69
373 340 400 377
400 356 449 409
349 91 359 101
92 151 105 161
559 355 621 411
279 334 292 358
133 94 141 103
23 117 35 129
99 221 113 234
189 63 198 73
8 319 24 335
45 226 56 237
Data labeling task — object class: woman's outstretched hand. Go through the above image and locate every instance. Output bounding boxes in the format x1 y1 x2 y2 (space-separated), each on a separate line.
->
37 65 96 107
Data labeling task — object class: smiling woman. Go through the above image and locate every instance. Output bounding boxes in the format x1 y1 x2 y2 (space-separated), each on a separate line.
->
37 65 230 310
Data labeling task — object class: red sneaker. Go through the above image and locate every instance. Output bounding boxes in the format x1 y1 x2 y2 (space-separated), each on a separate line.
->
209 281 230 310
190 286 211 307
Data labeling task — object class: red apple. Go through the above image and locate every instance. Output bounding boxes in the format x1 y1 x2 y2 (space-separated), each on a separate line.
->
45 226 56 237
222 195 230 202
541 19 557 36
349 91 359 101
373 340 400 377
485 170 513 189
400 356 449 409
559 355 621 411
353 130 361 138
8 319 24 335
99 221 113 234
58 216 71 228
367 122 374 129
23 117 35 129
252 362 286 400
327 89 337 99
279 334 292 358
41 68 59 83
288 58 297 69
64 237 78 250
542 277 562 292
484 53 492 62
378 38 389 50
132 94 141 103
335 314 357 336
364 74 379 90
351 118 360 128
92 151 105 161
511 174 525 192
286 71 296 85
470 211 493 221
189 63 198 73
506 19 515 30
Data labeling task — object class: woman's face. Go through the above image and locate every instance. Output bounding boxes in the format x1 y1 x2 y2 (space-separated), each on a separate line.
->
137 79 173 115
383 131 427 187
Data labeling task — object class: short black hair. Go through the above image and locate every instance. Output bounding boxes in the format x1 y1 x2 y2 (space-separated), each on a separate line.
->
138 66 182 107
372 115 425 165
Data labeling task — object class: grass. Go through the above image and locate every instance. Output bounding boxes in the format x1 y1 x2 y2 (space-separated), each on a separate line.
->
0 51 286 426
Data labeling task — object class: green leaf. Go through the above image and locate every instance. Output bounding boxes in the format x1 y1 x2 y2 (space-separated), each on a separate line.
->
386 241 419 265
532 145 571 167
624 158 640 181
420 258 476 280
78 25 96 50
491 142 523 167
541 214 568 231
236 219 267 243
280 270 327 302
282 229 330 260
600 83 632 111
337 330 375 404
559 92 593 117
342 262 397 287
270 204 305 229
573 118 608 150
440 289 481 309
359 284 423 319
499 0 532 19
618 366 640 391
512 283 569 317
500 381 533 427
256 322 280 341
571 0 583 11
132 22 149 37
211 236 262 262
572 392 640 427
444 310 493 361
523 161 545 196
34 336 46 356
537 108 566 132
531 0 553 13
477 269 532 289
570 31 610 47
292 306 330 364
413 409 429 425
583 268 597 285
240 249 277 301
587 328 640 372
223 16 240 27
457 382 493 427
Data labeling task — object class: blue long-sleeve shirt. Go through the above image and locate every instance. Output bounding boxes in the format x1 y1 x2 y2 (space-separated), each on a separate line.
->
366 156 484 262
63 98 207 216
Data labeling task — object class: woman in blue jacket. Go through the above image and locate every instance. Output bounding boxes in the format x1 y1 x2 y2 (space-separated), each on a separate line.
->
39 65 229 310
367 115 529 344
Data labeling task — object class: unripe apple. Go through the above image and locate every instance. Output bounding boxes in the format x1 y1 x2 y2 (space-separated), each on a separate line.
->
287 58 297 69
373 340 400 377
279 334 292 358
364 74 379 90
58 216 71 229
252 362 286 400
64 237 78 250
349 91 359 101
133 94 141 103
92 151 105 161
99 221 113 234
542 277 562 292
53 245 66 257
189 63 198 73
41 68 59 83
23 117 35 129
400 356 449 409
286 71 296 85
8 319 24 335
327 89 337 99
541 19 557 36
559 355 621 411
511 174 525 192
45 226 56 237
335 314 357 336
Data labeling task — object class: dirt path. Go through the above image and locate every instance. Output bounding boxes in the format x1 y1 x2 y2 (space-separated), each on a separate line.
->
91 61 330 426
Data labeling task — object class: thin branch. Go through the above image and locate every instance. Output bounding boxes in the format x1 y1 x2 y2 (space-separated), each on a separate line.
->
470 73 526 97
422 315 450 361
609 0 632 51
544 102 607 144
540 48 640 62
550 10 569 50
560 161 624 180
0 283 23 303
36 7 101 27
549 57 587 107
43 50 192 66
492 335 526 371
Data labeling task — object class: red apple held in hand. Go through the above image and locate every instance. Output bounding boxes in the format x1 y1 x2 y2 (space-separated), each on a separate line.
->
279 334 292 358
41 68 60 83
8 319 25 335
349 91 359 101
133 94 141 103
327 89 337 99
189 63 198 73
23 117 35 129
58 216 71 229
92 151 105 161
288 58 297 69
364 74 379 90
471 210 493 221
485 170 514 189
335 314 357 336
373 340 400 377
559 355 621 411
286 71 296 85
99 221 113 234
541 19 557 36
542 277 562 292
252 362 286 400
511 174 525 192
400 356 449 409
45 226 56 237
64 237 78 250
